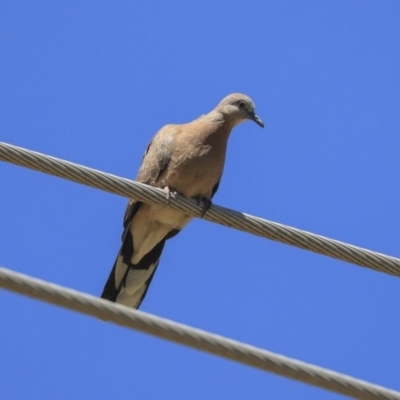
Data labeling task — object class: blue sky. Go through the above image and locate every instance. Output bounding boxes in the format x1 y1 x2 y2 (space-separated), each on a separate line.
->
1 2 400 399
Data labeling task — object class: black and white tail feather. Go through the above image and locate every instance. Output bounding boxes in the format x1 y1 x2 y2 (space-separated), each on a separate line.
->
101 201 178 309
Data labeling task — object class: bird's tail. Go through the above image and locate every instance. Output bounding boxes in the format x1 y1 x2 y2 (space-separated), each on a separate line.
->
101 228 166 309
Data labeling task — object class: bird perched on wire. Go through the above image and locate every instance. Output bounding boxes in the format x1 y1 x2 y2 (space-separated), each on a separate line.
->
101 93 264 309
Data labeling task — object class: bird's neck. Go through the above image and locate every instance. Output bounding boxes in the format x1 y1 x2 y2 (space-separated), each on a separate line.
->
201 110 238 136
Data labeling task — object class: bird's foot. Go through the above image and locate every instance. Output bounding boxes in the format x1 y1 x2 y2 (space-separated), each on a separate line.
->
164 186 178 204
196 197 212 218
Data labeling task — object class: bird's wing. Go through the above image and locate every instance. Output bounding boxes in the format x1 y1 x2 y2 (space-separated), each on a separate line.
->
122 125 175 228
101 125 180 308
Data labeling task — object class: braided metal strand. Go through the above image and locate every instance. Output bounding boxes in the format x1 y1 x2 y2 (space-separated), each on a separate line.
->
1 141 399 277
0 266 399 400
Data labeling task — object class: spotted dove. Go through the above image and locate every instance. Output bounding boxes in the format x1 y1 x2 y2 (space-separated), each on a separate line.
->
101 93 264 308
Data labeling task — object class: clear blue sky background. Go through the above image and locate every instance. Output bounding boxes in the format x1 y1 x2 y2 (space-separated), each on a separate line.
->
1 2 399 399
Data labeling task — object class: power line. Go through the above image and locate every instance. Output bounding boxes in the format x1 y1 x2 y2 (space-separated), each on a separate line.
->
1 141 400 277
1 265 399 400
1 140 400 397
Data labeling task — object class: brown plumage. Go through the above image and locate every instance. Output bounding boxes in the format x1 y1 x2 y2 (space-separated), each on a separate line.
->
101 93 264 308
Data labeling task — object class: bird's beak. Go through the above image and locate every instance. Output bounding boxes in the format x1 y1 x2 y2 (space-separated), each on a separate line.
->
248 111 264 128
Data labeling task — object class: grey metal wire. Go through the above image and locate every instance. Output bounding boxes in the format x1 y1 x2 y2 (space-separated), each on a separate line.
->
0 265 399 400
1 140 400 277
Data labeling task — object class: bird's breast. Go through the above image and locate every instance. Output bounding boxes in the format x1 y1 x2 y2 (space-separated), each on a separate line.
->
162 142 226 199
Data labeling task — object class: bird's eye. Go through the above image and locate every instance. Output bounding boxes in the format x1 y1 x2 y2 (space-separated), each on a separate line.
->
238 101 246 109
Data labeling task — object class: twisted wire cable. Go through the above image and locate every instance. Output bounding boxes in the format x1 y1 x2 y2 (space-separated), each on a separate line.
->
1 141 399 277
0 266 399 400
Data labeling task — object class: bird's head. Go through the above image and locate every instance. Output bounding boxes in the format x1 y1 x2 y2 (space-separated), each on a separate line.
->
215 93 264 128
